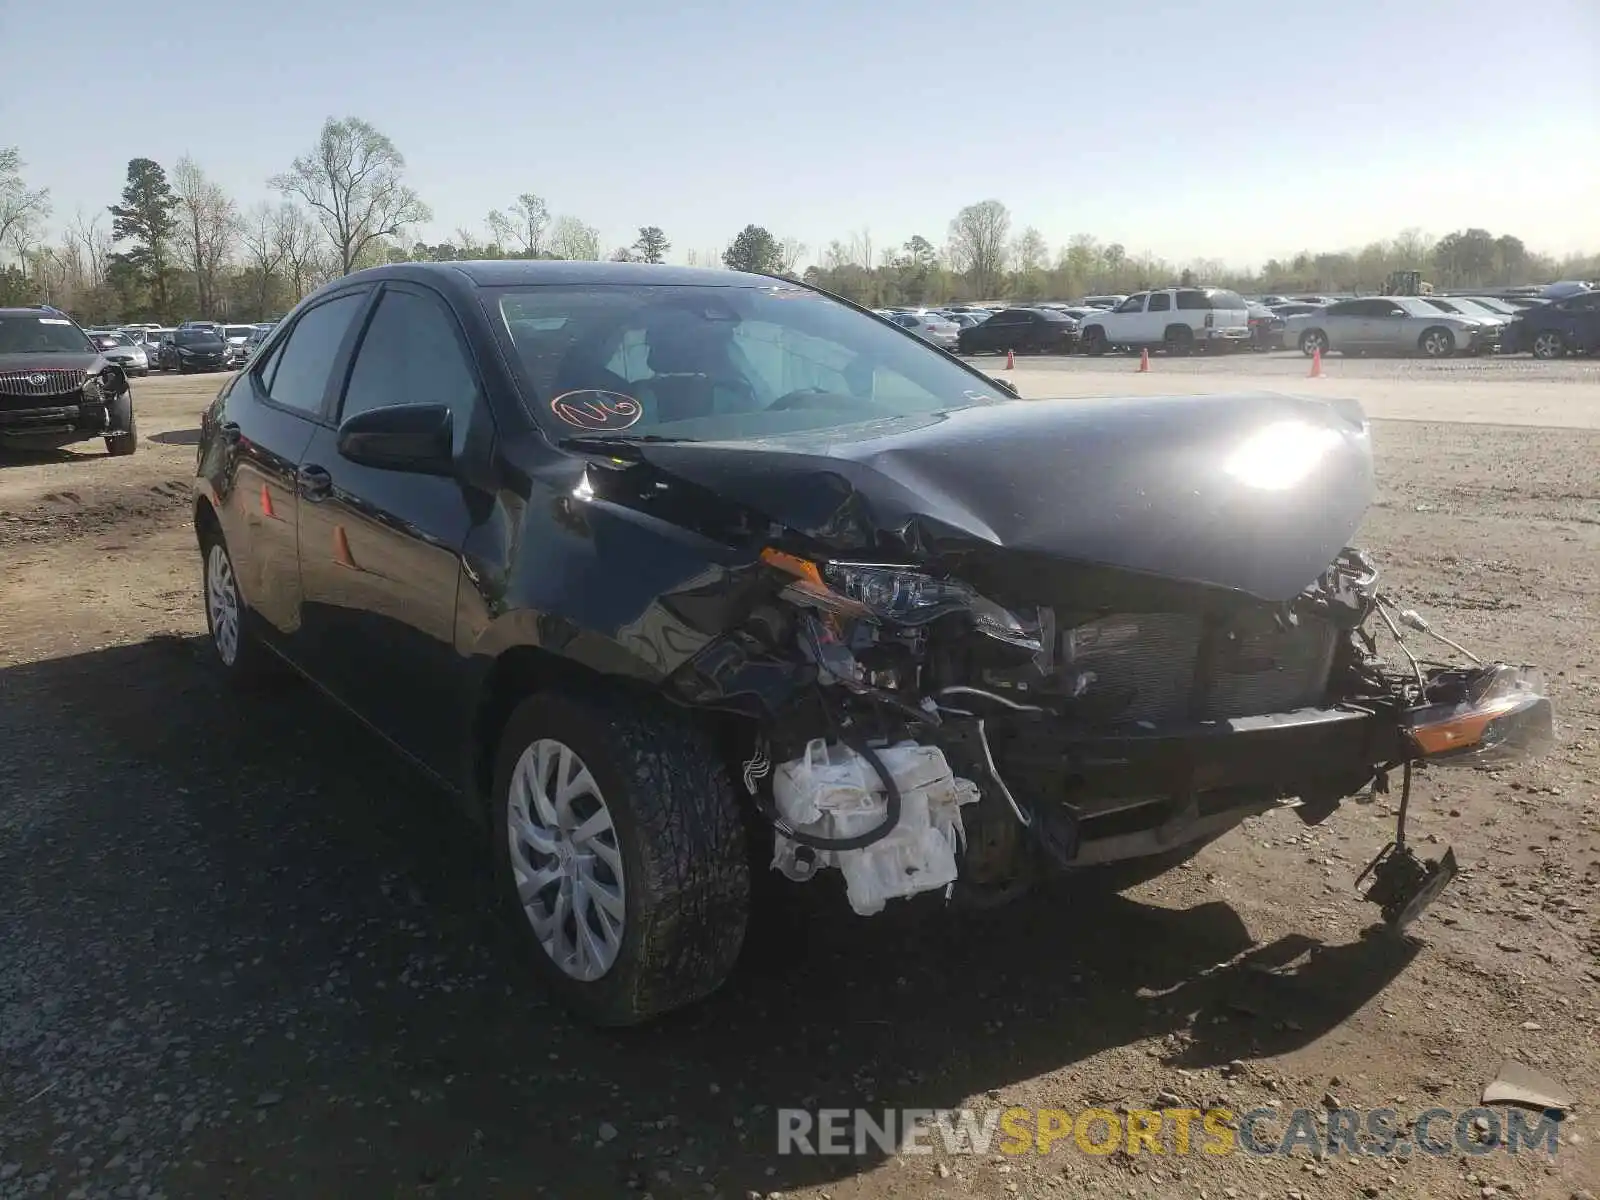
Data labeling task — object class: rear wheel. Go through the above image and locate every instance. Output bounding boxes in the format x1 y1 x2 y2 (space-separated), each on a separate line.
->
1531 330 1567 360
199 525 276 682
1299 329 1328 356
1164 325 1194 356
490 693 750 1026
1418 326 1455 357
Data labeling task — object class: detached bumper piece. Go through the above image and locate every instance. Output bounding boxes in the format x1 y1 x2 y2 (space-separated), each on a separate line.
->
1352 664 1550 931
1405 664 1553 765
1357 840 1459 931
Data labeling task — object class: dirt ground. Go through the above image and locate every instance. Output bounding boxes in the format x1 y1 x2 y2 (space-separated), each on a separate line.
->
2 361 1597 1200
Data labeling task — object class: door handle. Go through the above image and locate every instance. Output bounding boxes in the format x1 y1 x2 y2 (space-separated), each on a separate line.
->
296 464 333 501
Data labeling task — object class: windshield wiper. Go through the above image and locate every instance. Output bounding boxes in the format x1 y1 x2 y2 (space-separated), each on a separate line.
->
557 433 687 454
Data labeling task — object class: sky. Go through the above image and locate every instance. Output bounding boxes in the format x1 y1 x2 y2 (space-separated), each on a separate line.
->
3 0 1597 270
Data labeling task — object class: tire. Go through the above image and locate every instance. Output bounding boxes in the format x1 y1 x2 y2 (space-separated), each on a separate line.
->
1164 325 1194 356
198 524 275 682
1299 329 1328 356
104 389 137 457
1082 326 1109 356
1418 327 1455 358
1531 330 1567 360
490 692 750 1026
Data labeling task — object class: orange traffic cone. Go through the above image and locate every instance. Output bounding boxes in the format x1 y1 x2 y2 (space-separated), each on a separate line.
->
1004 349 1015 370
1137 348 1150 373
1309 347 1324 378
333 524 356 569
259 483 275 520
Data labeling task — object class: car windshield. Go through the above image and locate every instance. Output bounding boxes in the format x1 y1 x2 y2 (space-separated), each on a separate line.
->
0 315 97 354
1469 298 1517 314
491 282 1005 443
174 329 222 345
224 326 254 338
99 332 134 345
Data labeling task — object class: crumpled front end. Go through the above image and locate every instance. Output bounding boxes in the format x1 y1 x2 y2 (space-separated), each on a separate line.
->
665 537 1552 930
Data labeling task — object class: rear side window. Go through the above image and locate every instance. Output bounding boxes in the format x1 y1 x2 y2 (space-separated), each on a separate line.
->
261 291 367 416
1205 290 1246 310
1147 293 1172 312
1175 291 1209 310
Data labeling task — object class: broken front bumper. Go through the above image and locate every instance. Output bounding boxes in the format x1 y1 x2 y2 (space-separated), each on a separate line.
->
957 662 1552 874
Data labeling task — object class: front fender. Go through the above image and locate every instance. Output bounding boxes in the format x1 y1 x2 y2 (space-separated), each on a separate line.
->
457 473 764 684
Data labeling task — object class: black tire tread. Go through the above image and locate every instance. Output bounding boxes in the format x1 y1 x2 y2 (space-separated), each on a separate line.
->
491 692 749 1026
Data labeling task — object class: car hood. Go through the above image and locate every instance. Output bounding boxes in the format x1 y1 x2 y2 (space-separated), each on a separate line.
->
621 391 1375 602
0 351 103 373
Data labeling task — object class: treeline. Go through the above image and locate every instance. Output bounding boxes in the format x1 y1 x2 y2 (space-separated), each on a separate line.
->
800 200 1600 308
0 122 706 325
3 137 1595 325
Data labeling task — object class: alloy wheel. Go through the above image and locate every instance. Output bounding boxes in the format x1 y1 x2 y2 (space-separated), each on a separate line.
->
205 542 241 666
506 739 627 982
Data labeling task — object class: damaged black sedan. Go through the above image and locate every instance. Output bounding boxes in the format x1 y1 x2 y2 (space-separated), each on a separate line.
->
193 261 1553 1026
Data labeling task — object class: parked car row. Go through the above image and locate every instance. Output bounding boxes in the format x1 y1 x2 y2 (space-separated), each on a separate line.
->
94 319 279 374
1272 291 1600 359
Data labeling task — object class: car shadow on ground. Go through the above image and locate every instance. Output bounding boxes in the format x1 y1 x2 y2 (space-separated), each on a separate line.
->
149 428 201 446
0 446 78 468
0 634 1419 1198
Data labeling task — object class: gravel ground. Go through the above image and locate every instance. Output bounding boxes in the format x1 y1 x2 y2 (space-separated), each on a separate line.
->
1 367 1597 1200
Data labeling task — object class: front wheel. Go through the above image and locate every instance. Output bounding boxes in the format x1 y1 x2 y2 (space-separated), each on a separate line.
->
1418 327 1455 358
1082 327 1109 356
104 390 137 456
490 693 750 1026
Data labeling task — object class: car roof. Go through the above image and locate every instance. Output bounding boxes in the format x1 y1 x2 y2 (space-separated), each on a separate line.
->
346 259 783 290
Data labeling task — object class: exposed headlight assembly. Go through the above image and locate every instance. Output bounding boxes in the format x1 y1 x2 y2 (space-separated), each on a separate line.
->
762 550 1040 651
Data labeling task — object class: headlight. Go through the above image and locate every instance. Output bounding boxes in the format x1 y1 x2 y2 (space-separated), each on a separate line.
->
763 551 1040 651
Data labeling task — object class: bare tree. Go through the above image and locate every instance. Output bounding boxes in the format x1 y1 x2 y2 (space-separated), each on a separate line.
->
1 147 51 264
241 201 297 315
271 117 431 276
487 193 550 257
848 228 873 269
548 215 600 261
948 200 1011 296
65 210 112 288
278 206 323 302
779 237 808 275
172 156 241 316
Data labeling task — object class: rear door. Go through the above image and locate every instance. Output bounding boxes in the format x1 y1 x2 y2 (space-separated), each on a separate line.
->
1142 291 1173 342
211 287 372 645
1555 292 1600 352
294 280 495 781
1317 300 1365 350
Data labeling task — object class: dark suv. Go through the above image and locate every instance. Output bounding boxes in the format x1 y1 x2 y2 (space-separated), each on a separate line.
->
192 261 1551 1026
1503 289 1600 358
0 307 137 455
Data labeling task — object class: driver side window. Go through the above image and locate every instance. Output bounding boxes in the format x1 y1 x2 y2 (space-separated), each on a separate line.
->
1116 294 1147 314
730 320 848 401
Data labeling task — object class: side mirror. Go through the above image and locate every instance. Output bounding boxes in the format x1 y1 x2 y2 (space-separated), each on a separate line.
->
336 403 454 474
987 375 1021 399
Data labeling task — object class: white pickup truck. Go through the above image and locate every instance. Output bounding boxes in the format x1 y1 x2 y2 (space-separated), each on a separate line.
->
1078 287 1253 355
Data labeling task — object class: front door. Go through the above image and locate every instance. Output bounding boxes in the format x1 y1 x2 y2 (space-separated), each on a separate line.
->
294 281 494 783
